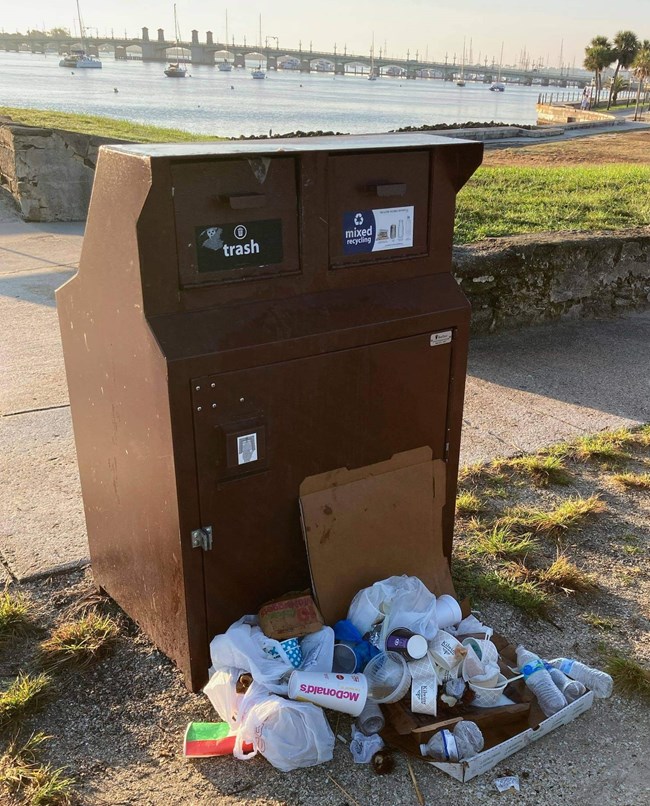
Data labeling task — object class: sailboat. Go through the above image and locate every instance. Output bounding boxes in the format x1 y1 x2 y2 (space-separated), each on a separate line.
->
164 4 188 77
59 1 102 68
490 41 505 91
251 14 266 78
368 35 377 80
457 38 466 86
218 10 233 72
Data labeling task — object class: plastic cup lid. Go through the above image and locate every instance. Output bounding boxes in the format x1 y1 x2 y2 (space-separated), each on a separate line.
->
407 635 428 659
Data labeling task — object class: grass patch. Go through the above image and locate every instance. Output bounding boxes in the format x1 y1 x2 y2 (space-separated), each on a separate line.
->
493 455 572 486
0 589 33 640
452 558 551 616
456 491 484 516
39 611 118 670
605 654 650 701
464 524 538 560
455 164 650 244
0 673 50 727
582 612 618 631
535 554 597 594
613 471 650 490
632 424 650 447
458 462 489 485
570 429 634 464
0 106 220 143
0 732 74 805
501 494 606 535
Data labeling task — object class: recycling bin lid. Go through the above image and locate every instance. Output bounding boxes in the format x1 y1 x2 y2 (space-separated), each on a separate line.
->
107 132 478 158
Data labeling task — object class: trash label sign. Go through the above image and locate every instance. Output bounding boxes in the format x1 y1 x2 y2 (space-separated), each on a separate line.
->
342 206 414 255
196 219 283 272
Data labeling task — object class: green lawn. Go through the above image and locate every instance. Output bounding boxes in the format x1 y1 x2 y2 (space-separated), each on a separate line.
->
2 107 649 245
455 164 650 244
0 106 219 143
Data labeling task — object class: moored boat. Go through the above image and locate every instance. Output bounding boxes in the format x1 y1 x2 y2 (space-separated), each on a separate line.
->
164 62 187 77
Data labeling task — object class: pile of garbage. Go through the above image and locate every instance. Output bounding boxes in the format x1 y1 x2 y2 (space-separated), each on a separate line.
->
185 575 613 774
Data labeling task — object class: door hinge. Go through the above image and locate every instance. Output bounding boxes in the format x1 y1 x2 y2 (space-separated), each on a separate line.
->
191 526 213 551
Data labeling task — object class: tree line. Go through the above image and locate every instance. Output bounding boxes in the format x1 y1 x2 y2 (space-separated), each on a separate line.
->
584 31 650 120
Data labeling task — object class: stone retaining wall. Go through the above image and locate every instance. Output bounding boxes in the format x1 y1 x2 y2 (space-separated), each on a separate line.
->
0 122 122 221
536 103 615 125
454 229 650 333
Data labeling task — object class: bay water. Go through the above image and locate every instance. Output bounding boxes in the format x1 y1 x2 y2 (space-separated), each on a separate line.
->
0 51 544 137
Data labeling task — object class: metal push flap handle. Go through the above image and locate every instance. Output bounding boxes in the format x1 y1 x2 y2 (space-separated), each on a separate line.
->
224 193 268 209
374 183 407 197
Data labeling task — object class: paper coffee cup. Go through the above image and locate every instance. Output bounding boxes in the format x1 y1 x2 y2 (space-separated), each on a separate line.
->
429 631 466 671
288 671 367 716
409 653 438 716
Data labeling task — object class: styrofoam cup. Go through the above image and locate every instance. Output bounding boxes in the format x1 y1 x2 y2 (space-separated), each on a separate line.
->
469 674 509 707
435 595 463 629
288 670 367 716
364 651 412 704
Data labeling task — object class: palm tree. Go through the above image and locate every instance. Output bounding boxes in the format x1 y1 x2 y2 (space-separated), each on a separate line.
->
632 40 650 121
606 75 629 106
584 36 614 106
607 30 640 108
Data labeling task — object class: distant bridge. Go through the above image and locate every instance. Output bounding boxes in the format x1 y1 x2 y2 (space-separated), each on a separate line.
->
0 29 589 86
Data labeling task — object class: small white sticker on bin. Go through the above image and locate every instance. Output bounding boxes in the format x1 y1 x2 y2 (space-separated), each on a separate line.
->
237 433 258 465
430 331 452 347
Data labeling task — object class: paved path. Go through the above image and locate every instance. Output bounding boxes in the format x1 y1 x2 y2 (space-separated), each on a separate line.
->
1 211 648 581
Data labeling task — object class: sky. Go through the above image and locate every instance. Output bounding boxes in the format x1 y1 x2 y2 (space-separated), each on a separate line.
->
2 0 650 69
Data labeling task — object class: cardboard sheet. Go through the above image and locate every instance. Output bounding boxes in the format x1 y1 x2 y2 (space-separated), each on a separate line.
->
299 447 455 625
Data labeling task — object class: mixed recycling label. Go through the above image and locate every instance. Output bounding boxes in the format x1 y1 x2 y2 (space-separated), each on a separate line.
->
195 219 283 273
342 206 414 255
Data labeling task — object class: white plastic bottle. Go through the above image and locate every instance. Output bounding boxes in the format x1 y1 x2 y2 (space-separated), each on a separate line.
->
545 664 586 703
420 721 484 761
516 646 567 717
549 658 613 698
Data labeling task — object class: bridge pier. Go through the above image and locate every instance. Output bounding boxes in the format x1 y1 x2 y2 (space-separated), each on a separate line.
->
234 52 246 68
115 46 127 61
191 45 214 65
300 60 311 73
335 62 345 75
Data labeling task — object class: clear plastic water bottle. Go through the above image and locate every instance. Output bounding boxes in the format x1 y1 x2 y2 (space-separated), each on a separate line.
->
420 721 484 761
549 658 613 698
545 664 586 703
516 646 567 717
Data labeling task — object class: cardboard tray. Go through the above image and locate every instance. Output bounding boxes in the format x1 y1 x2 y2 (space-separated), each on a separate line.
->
382 633 595 781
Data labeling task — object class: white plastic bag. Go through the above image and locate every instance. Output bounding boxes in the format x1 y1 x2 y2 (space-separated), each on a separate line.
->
203 666 247 728
347 575 438 640
446 614 494 638
209 616 294 695
234 682 335 771
349 725 384 763
299 626 335 673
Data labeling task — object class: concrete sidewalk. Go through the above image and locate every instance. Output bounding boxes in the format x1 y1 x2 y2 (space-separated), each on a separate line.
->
1 217 649 583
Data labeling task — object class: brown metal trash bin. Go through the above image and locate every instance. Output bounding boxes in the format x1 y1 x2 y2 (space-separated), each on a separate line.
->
56 134 483 691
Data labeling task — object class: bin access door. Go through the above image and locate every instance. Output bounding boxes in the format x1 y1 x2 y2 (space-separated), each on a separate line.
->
190 330 456 636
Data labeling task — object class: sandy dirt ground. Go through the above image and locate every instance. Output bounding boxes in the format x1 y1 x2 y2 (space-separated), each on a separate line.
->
3 435 649 806
485 130 650 167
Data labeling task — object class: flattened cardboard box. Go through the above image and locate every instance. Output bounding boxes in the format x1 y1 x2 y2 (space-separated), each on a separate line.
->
299 447 596 780
299 447 454 625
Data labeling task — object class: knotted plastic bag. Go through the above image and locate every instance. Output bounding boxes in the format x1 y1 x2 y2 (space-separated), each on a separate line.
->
233 682 335 771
